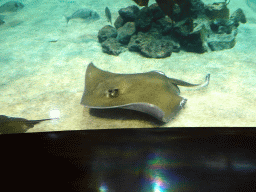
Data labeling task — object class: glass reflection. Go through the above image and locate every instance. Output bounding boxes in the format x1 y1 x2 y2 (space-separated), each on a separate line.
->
233 161 256 173
99 182 108 192
141 151 181 192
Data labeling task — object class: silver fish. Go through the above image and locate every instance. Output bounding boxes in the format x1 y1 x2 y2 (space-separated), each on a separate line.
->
0 1 24 13
105 7 112 25
65 8 100 24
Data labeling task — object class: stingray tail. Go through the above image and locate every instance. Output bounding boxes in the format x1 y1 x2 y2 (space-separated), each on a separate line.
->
25 118 58 128
170 74 210 88
200 74 210 87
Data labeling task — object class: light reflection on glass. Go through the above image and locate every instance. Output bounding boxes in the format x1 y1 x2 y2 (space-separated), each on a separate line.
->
203 155 227 170
142 151 181 192
47 132 59 139
202 154 256 173
233 161 256 173
49 109 60 124
153 181 162 192
49 109 60 118
99 182 108 192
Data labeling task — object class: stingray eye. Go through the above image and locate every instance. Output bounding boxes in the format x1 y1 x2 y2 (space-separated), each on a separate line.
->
107 88 119 98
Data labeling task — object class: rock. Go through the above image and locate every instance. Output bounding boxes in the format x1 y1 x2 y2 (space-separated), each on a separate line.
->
207 29 237 51
98 1 246 58
230 8 247 24
128 31 160 53
140 39 174 58
191 23 212 52
98 25 117 43
101 38 126 56
190 0 205 18
205 2 230 20
128 32 178 58
177 31 206 53
154 17 173 35
193 23 212 52
118 5 140 22
114 16 124 29
128 33 142 53
148 3 165 21
173 18 194 35
135 6 153 32
210 19 233 34
116 22 136 45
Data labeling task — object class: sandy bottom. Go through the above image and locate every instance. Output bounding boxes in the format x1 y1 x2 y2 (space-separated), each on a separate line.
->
0 0 255 132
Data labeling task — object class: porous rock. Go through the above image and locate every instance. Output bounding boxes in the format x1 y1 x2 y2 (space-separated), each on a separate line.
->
128 31 179 58
114 16 124 29
118 5 140 22
207 29 237 51
153 17 173 35
230 8 247 24
116 22 136 44
135 6 153 32
205 2 230 20
101 38 126 56
148 3 165 21
98 1 247 58
98 25 117 43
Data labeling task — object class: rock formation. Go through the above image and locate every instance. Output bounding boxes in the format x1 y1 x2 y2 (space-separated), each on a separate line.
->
98 1 246 58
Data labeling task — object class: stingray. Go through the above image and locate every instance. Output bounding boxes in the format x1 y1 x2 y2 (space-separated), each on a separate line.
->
80 62 210 123
0 115 55 134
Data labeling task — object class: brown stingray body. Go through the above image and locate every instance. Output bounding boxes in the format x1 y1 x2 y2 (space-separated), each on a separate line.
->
80 63 210 123
0 115 53 134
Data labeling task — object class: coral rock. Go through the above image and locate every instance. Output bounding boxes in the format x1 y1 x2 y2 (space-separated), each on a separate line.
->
98 25 117 43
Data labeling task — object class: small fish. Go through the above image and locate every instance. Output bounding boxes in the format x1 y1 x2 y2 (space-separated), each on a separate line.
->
105 6 112 25
65 8 100 24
